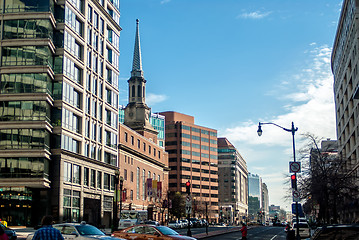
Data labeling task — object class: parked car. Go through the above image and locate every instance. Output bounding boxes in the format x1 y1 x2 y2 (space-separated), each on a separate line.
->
292 222 311 239
26 222 125 240
189 218 201 228
0 223 17 240
112 224 197 240
311 224 359 239
168 220 181 229
180 220 188 228
144 220 160 226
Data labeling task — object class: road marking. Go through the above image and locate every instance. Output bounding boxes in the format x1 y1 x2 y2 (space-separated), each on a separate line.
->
270 235 277 240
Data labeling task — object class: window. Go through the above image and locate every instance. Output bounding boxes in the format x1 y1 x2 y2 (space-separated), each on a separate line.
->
91 169 96 187
84 167 89 186
136 168 140 200
137 139 140 148
97 171 102 189
143 142 146 151
73 164 81 184
124 169 127 181
130 190 133 201
131 171 134 182
64 162 72 182
124 132 128 142
131 136 134 145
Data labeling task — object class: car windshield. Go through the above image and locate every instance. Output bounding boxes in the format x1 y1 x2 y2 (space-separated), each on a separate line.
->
293 223 309 228
75 225 105 236
156 226 179 235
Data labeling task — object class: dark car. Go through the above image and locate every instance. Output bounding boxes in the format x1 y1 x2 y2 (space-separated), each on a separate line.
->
0 223 17 240
311 224 359 239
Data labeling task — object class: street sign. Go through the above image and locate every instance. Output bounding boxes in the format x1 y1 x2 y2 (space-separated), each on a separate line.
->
292 190 300 202
289 161 301 173
292 203 305 217
185 205 192 214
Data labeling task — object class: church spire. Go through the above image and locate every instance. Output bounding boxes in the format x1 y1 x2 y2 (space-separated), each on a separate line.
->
131 19 143 78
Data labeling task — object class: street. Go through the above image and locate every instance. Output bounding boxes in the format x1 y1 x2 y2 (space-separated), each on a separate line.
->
190 226 287 240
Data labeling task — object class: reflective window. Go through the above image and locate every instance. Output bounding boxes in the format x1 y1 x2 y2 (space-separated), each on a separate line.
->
0 101 51 122
0 129 50 150
0 73 52 95
0 157 50 179
4 0 54 13
3 19 53 39
2 46 53 67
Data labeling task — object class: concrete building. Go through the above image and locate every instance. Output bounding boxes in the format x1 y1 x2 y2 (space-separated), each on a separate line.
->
118 19 169 222
248 173 262 222
332 0 359 222
160 111 219 222
217 137 248 225
261 183 269 222
0 0 121 226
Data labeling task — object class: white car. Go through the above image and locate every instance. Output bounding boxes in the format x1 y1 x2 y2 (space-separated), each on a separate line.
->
168 220 180 229
27 222 126 240
292 222 311 239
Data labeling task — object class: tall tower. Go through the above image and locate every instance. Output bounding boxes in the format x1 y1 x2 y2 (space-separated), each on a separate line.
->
124 19 158 142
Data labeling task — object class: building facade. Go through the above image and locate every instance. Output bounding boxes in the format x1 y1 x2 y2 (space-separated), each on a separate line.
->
217 137 248 225
261 183 269 222
118 19 169 222
248 173 262 222
332 0 359 222
160 111 219 222
0 0 121 226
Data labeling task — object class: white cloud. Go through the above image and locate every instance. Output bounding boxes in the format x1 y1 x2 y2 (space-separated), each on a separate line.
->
146 93 168 105
220 45 336 209
237 11 272 19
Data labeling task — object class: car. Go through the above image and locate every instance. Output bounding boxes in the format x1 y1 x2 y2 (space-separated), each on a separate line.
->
189 218 201 228
0 223 17 240
112 224 197 240
26 222 125 240
144 220 160 226
292 222 311 239
310 224 359 239
180 220 188 228
168 220 181 229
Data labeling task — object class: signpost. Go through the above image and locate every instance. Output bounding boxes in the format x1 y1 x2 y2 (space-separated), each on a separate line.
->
289 161 301 173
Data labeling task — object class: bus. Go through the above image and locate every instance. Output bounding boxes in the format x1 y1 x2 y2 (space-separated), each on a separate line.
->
118 210 147 229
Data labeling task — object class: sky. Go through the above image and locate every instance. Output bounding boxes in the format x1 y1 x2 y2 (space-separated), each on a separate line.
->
118 0 343 211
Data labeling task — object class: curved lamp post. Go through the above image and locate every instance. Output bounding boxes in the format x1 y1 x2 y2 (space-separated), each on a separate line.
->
257 122 300 240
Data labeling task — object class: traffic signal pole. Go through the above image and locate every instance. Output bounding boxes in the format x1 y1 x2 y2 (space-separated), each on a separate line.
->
186 181 192 237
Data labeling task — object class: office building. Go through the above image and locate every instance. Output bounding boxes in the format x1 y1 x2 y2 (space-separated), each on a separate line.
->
332 0 359 222
261 183 269 222
118 19 169 221
160 111 219 222
0 0 120 226
217 137 248 224
248 173 262 221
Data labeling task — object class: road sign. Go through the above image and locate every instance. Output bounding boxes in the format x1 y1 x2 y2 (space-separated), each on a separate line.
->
185 195 192 206
185 205 192 214
289 161 301 173
292 190 300 202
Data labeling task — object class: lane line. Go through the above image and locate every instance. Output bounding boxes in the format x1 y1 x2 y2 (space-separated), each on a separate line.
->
270 235 278 240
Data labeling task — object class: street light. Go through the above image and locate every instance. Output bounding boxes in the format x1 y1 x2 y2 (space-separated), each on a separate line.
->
257 121 300 240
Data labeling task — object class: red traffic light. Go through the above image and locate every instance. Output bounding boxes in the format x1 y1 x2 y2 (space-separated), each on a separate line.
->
185 181 191 194
291 174 297 189
291 175 296 180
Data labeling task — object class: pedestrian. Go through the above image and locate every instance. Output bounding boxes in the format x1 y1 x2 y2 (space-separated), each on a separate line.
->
33 216 64 240
240 222 247 240
0 227 9 240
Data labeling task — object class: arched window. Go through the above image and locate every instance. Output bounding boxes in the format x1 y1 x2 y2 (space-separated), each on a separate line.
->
138 85 141 97
132 85 135 98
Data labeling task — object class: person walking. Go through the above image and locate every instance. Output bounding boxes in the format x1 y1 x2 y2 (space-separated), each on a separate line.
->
33 216 64 240
0 227 9 240
240 222 247 240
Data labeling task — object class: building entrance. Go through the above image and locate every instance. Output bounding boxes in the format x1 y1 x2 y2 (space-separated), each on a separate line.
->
83 198 101 227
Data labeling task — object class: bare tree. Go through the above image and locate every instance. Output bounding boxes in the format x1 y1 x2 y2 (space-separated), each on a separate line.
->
299 133 359 224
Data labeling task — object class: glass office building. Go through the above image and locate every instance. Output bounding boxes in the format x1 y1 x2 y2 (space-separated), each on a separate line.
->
0 0 120 226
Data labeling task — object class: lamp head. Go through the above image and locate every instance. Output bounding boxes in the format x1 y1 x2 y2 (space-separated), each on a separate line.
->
257 124 263 136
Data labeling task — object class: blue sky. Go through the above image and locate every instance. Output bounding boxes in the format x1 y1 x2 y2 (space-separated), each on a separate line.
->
118 0 342 210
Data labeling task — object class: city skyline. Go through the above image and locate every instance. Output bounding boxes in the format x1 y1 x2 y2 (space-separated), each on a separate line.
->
118 0 342 210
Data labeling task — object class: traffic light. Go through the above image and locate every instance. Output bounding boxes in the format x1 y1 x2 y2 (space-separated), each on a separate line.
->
291 174 297 189
186 181 191 194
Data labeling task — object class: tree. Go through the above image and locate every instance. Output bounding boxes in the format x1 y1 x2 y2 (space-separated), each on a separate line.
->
299 133 359 224
168 191 186 220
